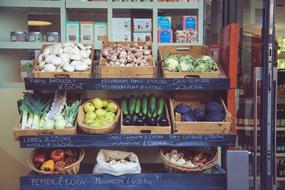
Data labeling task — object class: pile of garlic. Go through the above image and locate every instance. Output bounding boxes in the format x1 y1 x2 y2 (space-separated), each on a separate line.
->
164 149 199 168
102 41 152 67
36 43 92 72
106 158 135 165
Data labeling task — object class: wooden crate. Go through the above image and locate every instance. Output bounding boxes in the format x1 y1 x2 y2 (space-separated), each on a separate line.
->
169 93 232 134
14 115 77 140
99 38 156 78
158 45 223 78
121 105 171 134
32 44 94 78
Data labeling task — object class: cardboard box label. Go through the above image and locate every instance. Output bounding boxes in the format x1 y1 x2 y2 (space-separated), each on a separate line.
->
158 16 171 30
133 18 152 32
80 21 94 44
66 21 80 43
94 22 107 43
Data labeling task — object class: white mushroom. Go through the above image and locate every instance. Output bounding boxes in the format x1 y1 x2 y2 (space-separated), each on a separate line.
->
77 43 86 51
63 64 75 72
63 46 73 54
70 54 81 61
60 53 70 63
38 54 45 67
71 60 79 66
43 64 56 72
62 42 74 47
57 47 63 55
74 62 88 71
82 59 92 66
45 55 57 64
81 50 89 58
85 45 92 49
43 46 53 56
50 56 62 66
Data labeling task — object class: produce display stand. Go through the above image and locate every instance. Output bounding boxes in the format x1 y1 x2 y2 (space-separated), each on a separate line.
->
18 77 236 190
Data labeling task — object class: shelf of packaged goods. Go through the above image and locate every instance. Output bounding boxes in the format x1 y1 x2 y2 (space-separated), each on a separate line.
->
0 0 64 8
19 134 236 148
0 42 103 50
0 42 57 50
66 1 110 9
236 126 285 131
112 2 155 9
24 77 230 91
20 164 226 190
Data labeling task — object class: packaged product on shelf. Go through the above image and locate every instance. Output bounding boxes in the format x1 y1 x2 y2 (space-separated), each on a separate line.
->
33 43 93 78
93 149 141 176
182 16 198 30
80 21 94 44
10 31 25 42
176 30 198 43
29 32 43 42
66 21 80 43
158 30 173 43
20 60 33 79
47 32 60 42
133 18 152 32
112 18 131 42
94 22 107 43
133 32 152 42
157 16 172 30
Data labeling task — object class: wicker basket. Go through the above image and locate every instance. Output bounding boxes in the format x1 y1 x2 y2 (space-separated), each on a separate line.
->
29 149 85 175
77 99 121 134
160 147 218 173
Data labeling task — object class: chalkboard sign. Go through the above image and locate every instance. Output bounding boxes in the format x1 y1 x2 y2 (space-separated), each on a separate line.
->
20 173 226 190
20 134 236 148
25 78 230 91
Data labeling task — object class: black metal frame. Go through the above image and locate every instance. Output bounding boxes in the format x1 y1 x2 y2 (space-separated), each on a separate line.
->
261 0 276 189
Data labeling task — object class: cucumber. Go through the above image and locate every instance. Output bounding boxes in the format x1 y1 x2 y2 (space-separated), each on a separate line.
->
128 95 136 116
135 96 141 114
142 95 148 115
157 96 165 117
120 96 128 116
149 94 156 114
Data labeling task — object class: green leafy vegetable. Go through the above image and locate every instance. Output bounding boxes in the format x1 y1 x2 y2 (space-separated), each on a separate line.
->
64 100 80 128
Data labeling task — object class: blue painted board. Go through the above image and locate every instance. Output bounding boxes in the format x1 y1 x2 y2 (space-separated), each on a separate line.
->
24 78 230 91
19 134 236 148
20 172 226 190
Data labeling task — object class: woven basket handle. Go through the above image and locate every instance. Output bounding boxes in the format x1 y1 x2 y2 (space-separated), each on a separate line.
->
140 130 152 134
176 47 190 51
184 75 200 78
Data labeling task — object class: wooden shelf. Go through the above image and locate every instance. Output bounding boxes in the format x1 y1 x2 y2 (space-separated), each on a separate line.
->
0 0 64 8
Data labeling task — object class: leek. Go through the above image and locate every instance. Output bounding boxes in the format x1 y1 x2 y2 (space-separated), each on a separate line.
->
26 112 33 128
23 92 51 129
65 100 80 128
19 100 29 129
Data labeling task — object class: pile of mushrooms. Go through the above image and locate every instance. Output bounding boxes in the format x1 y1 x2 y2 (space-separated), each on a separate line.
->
164 149 211 168
106 157 136 165
102 41 152 66
36 43 92 72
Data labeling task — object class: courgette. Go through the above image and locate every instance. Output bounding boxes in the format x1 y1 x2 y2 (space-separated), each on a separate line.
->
142 95 148 115
120 96 128 116
157 96 165 117
135 96 141 114
128 95 136 116
149 94 156 114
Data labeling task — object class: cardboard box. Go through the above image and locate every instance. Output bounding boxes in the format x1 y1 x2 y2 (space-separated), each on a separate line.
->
133 18 152 32
158 30 173 43
20 60 33 79
158 16 171 30
66 21 80 43
80 21 94 44
183 16 198 30
133 32 152 42
94 22 107 43
112 18 131 41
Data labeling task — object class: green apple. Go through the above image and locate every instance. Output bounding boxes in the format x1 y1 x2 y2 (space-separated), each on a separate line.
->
105 112 116 120
95 108 107 117
83 102 95 113
85 111 96 121
92 98 103 109
102 99 109 108
106 102 118 113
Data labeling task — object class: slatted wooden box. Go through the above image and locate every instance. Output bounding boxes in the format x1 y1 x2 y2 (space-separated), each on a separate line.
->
169 93 231 134
99 38 156 78
158 45 223 78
